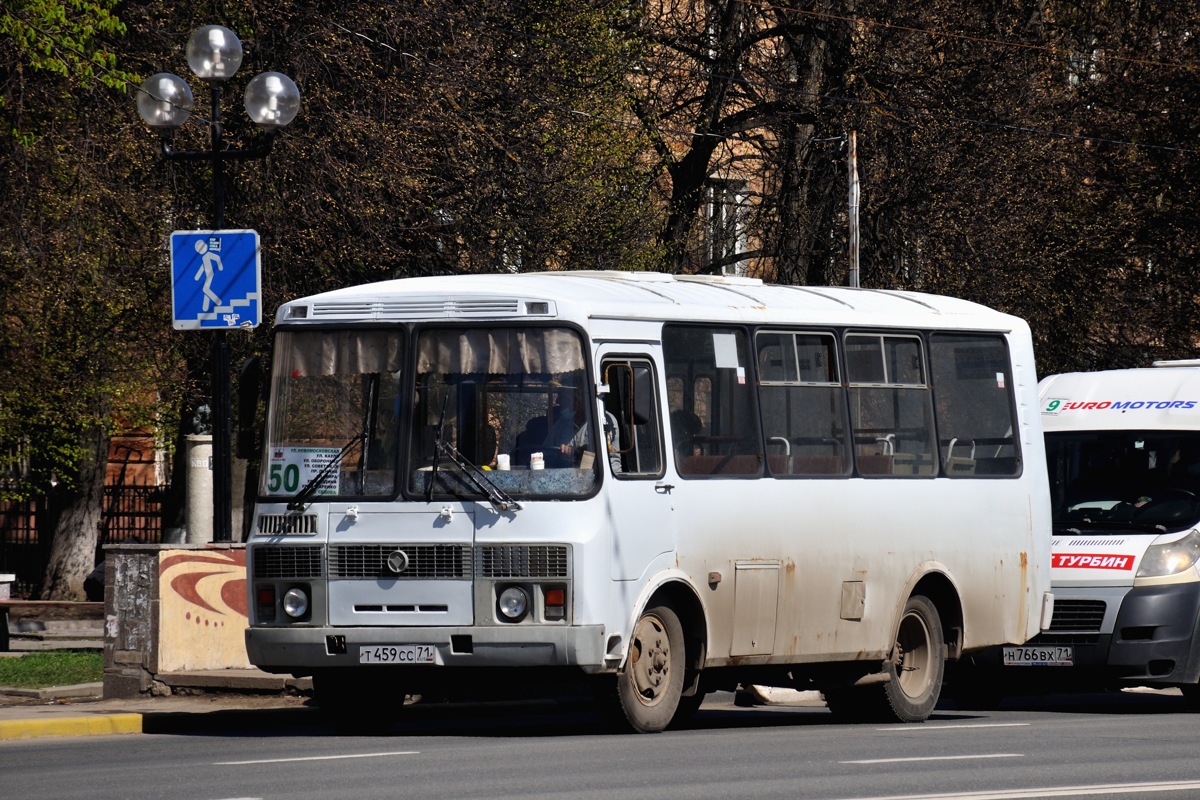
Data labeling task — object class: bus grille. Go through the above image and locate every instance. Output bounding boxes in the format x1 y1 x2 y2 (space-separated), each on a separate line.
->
1047 599 1106 632
476 545 569 578
257 513 318 535
329 544 473 579
310 298 521 319
253 546 324 579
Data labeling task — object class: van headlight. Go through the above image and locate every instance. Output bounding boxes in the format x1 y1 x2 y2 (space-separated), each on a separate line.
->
1137 529 1200 578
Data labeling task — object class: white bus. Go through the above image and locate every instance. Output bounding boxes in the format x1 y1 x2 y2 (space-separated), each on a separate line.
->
243 271 1052 732
1001 361 1200 700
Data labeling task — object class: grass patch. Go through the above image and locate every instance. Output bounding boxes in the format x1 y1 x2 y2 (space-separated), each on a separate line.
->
0 651 103 688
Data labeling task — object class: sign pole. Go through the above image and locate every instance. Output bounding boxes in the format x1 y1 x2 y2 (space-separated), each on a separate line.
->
210 83 233 544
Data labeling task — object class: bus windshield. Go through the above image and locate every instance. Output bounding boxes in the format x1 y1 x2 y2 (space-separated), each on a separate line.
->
261 329 405 500
1046 430 1200 530
408 325 599 499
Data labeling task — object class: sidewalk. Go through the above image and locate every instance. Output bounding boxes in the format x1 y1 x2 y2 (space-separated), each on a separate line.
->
0 669 314 741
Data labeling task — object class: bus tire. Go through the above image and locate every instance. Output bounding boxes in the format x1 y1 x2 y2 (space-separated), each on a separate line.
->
614 605 686 733
824 595 944 723
667 689 707 730
883 595 944 722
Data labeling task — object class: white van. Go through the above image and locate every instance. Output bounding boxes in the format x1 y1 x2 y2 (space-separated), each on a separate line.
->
1003 361 1200 700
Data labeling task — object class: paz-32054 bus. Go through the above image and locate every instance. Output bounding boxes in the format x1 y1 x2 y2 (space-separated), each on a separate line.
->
243 271 1052 732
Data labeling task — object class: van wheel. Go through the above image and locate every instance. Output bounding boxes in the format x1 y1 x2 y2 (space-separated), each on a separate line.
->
611 605 685 733
825 595 944 723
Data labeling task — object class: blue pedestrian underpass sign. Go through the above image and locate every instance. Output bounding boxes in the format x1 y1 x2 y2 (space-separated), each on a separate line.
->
170 229 261 330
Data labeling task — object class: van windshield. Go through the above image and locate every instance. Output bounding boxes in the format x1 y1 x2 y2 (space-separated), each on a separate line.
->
1046 431 1200 530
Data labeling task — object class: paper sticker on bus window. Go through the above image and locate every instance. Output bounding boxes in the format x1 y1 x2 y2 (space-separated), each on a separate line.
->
267 446 340 496
996 372 1006 389
713 333 740 369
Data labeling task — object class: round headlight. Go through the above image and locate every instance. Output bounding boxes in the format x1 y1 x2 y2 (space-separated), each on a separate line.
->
282 587 309 618
497 586 529 621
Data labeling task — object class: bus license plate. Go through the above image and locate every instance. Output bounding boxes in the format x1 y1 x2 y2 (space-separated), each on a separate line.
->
1003 645 1073 666
359 645 437 664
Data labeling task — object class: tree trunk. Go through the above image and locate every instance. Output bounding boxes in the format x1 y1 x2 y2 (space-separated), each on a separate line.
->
40 422 110 600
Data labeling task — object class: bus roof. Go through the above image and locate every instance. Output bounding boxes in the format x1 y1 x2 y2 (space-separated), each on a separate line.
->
275 271 1022 332
1040 366 1200 432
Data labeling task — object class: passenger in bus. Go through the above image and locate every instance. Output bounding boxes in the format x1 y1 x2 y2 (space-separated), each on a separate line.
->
602 407 623 474
671 408 703 461
543 386 590 467
513 415 548 468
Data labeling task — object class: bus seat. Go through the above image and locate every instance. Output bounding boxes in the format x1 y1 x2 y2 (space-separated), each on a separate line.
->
772 455 846 475
767 455 792 474
892 453 936 476
680 454 760 476
857 454 893 475
944 455 977 476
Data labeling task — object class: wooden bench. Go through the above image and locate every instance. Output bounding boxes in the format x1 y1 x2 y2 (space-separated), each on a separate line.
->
0 599 104 652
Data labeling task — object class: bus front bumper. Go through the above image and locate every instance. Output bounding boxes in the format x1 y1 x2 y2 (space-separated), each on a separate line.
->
246 624 609 673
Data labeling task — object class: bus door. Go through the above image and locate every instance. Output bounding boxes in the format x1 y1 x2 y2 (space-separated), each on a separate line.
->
598 351 675 581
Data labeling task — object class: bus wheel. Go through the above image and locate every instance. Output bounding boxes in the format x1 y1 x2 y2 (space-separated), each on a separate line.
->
824 595 944 723
313 669 405 735
667 689 707 730
883 595 944 722
615 605 685 733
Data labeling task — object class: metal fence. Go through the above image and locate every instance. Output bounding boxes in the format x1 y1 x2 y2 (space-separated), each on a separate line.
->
0 483 167 597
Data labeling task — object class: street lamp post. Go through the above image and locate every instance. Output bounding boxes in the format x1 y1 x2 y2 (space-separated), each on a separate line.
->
136 25 299 543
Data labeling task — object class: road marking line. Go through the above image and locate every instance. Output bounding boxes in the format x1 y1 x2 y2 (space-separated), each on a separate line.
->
877 723 1032 732
836 779 1200 799
215 750 418 765
842 754 1023 765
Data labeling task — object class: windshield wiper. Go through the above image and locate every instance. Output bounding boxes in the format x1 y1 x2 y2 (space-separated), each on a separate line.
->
432 439 522 513
287 429 367 511
425 389 450 503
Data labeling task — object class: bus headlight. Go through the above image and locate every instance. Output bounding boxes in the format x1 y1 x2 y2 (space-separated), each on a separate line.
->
282 586 310 619
1137 529 1200 579
497 586 529 622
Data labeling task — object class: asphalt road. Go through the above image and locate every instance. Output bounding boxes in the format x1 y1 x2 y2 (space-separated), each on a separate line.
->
2 690 1198 800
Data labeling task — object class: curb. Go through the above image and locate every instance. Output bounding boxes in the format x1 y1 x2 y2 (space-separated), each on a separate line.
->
0 704 315 741
0 682 103 701
0 713 143 740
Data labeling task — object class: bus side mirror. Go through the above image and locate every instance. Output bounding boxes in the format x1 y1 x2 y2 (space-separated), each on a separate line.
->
236 356 263 460
632 365 653 425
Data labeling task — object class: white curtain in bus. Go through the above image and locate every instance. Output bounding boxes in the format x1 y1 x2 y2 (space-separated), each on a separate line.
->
416 328 584 375
285 331 404 377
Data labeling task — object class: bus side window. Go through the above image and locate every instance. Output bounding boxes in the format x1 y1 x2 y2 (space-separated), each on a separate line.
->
929 333 1020 477
602 358 664 478
845 333 937 477
663 325 762 477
